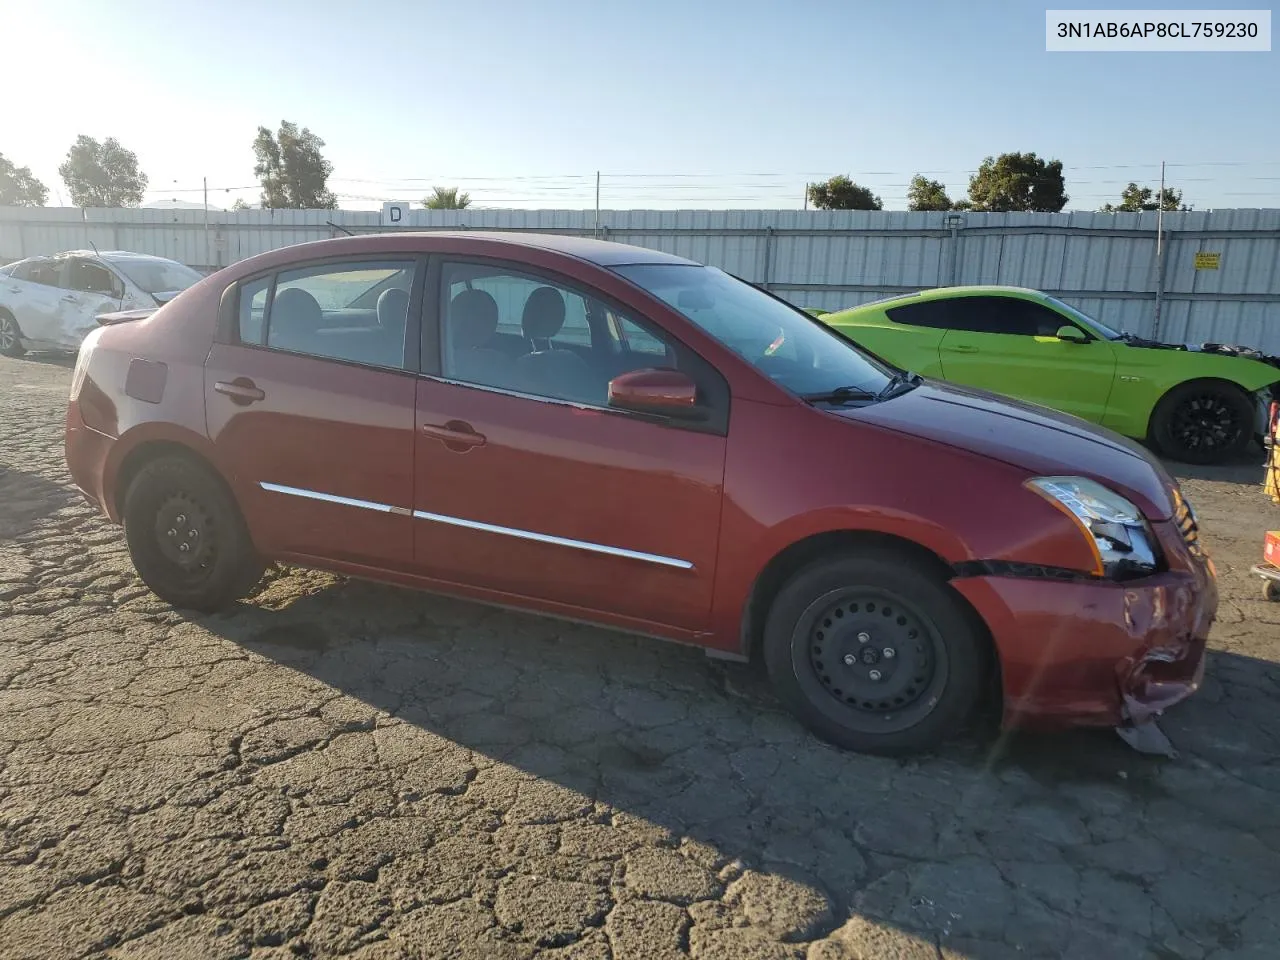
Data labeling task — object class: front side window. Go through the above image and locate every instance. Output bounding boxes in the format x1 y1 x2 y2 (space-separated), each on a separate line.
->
67 259 122 296
437 261 710 412
950 296 1076 337
613 264 895 399
251 260 416 369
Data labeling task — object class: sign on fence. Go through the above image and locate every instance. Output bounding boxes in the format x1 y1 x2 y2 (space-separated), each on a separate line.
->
1194 251 1222 270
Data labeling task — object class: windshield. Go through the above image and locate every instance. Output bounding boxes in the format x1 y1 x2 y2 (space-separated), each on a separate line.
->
107 257 203 295
613 264 895 398
1045 295 1126 341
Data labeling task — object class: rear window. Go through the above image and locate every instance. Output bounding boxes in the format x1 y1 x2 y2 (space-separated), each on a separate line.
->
107 257 203 295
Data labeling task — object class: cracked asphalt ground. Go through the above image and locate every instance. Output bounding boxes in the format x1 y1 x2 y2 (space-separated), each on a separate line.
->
1 355 1279 960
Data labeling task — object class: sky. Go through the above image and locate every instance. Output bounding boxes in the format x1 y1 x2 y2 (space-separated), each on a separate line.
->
3 0 1277 211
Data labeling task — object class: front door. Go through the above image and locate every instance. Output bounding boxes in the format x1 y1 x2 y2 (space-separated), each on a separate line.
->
938 296 1118 423
412 260 728 633
59 258 125 344
205 256 421 570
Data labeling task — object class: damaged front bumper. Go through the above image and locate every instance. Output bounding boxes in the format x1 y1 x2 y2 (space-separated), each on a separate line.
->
950 519 1217 732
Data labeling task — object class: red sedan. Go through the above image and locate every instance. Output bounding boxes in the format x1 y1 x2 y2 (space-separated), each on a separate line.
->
64 233 1216 754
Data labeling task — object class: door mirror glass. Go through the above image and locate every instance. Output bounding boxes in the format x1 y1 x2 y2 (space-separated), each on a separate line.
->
1056 325 1088 343
608 368 700 417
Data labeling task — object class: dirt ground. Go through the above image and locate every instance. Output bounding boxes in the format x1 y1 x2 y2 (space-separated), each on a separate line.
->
1 353 1278 960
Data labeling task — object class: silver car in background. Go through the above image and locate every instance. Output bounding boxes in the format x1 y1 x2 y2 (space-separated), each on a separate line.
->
0 250 204 357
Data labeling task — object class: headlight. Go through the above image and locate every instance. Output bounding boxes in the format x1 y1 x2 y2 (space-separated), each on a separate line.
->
1026 476 1160 580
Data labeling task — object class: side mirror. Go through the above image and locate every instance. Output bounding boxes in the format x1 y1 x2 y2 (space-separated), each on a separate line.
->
608 368 701 418
1056 325 1088 343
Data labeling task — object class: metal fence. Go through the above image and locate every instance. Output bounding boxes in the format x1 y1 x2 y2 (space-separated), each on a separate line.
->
2 205 1278 352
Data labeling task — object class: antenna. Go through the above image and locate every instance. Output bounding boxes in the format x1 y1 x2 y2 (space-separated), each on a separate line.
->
89 241 100 255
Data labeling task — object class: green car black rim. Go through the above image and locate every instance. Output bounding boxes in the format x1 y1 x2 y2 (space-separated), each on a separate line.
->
1170 391 1244 455
793 587 949 734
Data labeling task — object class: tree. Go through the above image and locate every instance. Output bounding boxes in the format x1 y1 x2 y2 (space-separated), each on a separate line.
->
807 175 882 211
1101 182 1186 212
906 175 952 211
0 153 47 206
424 186 471 209
252 121 337 209
967 152 1068 212
57 136 147 207
231 198 251 211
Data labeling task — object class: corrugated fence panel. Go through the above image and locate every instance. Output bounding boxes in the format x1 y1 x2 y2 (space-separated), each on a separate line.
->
2 205 1278 351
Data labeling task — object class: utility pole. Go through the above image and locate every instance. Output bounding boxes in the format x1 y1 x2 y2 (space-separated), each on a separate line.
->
594 171 600 237
203 177 210 269
803 184 808 211
1153 160 1166 339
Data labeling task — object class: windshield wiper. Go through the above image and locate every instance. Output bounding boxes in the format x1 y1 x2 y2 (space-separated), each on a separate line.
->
801 385 879 404
876 371 923 400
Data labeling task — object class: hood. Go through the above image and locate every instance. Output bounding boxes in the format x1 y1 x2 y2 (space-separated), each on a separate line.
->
1125 336 1280 368
840 380 1177 520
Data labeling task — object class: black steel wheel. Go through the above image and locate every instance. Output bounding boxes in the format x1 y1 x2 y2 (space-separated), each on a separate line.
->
123 455 265 611
799 588 949 735
0 311 24 357
1151 380 1254 465
763 549 987 755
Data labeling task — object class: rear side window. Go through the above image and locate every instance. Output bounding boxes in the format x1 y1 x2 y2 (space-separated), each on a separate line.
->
886 300 954 329
238 275 271 344
243 260 416 370
14 259 62 287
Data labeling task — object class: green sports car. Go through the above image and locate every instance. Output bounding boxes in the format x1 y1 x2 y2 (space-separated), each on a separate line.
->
820 285 1280 464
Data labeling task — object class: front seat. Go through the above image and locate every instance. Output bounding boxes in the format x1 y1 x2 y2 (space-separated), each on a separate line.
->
513 287 599 403
268 287 322 352
375 287 410 366
448 289 514 388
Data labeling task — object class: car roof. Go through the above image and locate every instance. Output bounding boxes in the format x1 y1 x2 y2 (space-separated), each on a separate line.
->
233 231 701 276
443 232 697 267
837 285 1048 314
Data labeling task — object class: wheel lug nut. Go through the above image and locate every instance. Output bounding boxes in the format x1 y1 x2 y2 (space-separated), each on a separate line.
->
167 529 177 537
178 543 190 553
857 632 870 643
176 514 186 524
843 654 856 666
869 669 882 681
883 648 896 659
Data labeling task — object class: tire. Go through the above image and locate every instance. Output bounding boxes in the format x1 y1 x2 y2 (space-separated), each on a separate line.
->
762 549 987 755
123 455 265 611
1149 380 1255 465
1264 579 1280 603
0 311 25 357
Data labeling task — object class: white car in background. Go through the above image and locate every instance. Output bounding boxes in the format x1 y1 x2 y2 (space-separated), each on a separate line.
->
0 250 204 357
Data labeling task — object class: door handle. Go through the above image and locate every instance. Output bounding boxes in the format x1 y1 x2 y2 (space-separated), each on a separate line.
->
7 286 19 294
422 420 486 450
214 378 266 405
60 294 80 303
948 343 978 353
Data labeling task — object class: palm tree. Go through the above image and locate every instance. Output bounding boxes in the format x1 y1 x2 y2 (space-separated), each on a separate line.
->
424 186 471 209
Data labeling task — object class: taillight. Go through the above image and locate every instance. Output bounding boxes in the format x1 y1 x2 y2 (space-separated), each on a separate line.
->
69 330 100 401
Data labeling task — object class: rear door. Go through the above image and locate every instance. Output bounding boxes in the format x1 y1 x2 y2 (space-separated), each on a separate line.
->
411 258 728 633
3 258 67 343
937 295 1118 423
204 256 422 570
